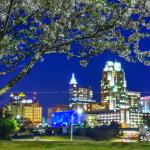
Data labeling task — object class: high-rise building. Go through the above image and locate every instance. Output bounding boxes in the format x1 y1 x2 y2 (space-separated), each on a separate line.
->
69 73 95 110
101 61 127 111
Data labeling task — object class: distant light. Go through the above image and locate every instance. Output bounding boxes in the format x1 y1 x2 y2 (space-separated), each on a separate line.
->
114 62 121 71
70 73 77 85
16 115 20 119
18 93 25 97
107 61 114 66
77 108 83 115
10 93 14 97
141 96 150 101
145 126 148 129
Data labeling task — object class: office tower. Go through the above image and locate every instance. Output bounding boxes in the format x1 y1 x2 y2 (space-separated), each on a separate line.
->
69 73 95 110
101 61 127 110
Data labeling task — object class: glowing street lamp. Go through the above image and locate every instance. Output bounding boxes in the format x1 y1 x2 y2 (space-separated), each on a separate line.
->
71 108 83 141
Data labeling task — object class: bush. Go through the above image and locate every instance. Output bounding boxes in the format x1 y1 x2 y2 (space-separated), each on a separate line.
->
0 119 19 139
75 123 120 141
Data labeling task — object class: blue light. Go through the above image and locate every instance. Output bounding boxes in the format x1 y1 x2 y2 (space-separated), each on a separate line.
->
50 110 84 127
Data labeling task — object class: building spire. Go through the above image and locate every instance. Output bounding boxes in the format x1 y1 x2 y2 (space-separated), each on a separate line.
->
70 73 77 85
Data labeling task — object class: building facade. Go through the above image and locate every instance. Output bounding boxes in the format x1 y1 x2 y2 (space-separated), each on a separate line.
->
47 105 69 118
69 73 95 110
139 96 150 113
101 61 127 111
9 93 42 125
86 111 122 127
127 91 141 111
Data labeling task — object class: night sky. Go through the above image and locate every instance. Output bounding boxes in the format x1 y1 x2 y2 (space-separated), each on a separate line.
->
0 38 150 117
0 1 150 118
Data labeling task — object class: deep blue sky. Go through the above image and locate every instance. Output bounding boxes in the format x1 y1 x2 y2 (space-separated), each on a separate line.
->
0 47 150 117
0 0 150 118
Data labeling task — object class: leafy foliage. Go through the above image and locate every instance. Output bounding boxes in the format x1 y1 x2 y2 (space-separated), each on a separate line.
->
0 0 150 95
0 106 19 139
0 119 18 139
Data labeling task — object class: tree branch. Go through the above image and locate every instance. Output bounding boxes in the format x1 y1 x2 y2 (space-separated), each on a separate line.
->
0 50 44 96
0 0 15 39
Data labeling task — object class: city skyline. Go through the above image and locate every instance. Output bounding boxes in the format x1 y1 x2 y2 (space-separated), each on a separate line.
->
0 51 150 117
0 0 150 146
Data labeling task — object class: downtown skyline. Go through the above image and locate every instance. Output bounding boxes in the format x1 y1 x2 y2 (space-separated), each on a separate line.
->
0 50 150 117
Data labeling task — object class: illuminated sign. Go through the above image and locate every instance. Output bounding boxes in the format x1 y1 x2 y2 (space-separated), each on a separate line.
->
18 93 26 97
141 96 150 101
50 111 84 127
22 99 33 104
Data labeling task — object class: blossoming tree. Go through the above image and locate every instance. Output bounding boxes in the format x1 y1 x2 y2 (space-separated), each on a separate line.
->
0 0 150 95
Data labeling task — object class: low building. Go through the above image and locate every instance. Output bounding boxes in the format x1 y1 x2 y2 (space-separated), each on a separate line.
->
86 103 108 112
86 109 143 128
47 104 69 118
9 93 42 125
86 110 122 127
10 102 42 125
129 111 143 128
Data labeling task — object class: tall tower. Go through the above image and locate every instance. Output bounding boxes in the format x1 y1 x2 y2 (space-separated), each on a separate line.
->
69 73 94 110
69 73 78 106
101 61 127 111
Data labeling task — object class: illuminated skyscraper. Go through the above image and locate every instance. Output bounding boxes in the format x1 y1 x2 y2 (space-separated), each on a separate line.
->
69 73 95 110
101 61 127 110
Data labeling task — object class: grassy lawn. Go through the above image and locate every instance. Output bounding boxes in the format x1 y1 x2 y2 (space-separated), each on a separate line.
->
40 135 70 141
0 141 149 150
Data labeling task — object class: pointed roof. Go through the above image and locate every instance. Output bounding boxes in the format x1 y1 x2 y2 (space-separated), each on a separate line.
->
69 73 77 85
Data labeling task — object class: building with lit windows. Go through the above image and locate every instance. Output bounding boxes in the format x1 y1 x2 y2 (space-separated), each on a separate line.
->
139 96 150 113
86 103 108 112
101 61 127 111
47 105 69 118
129 111 144 128
97 111 121 126
22 103 42 125
69 73 95 110
127 91 141 111
86 111 121 127
86 113 98 128
9 93 42 125
86 109 140 128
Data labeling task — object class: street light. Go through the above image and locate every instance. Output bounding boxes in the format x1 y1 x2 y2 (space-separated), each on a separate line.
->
70 108 83 141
